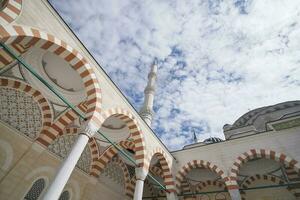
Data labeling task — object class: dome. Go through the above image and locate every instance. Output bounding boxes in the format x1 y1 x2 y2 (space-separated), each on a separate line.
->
230 101 300 130
203 137 223 144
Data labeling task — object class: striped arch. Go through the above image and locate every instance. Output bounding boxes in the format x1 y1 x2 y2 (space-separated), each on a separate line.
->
181 179 193 200
176 160 226 193
240 174 294 200
0 78 52 135
0 0 22 25
147 147 175 192
100 108 146 166
195 180 226 192
126 175 136 198
144 179 156 198
109 156 132 198
37 102 87 146
0 25 102 128
119 140 135 150
150 165 163 178
126 175 157 199
62 127 100 172
90 140 135 177
228 149 300 190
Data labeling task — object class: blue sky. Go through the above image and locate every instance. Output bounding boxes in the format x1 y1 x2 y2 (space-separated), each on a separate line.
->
49 0 300 150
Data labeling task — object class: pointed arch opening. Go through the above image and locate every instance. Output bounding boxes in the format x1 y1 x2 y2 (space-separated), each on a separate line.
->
176 160 230 199
228 149 300 199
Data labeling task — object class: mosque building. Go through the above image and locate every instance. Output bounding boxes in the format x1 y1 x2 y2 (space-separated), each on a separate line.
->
0 0 299 200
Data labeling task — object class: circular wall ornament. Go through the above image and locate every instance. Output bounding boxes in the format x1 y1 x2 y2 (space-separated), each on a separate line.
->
22 47 87 106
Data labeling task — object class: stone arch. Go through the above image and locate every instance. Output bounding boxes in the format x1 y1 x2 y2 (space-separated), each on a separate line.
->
195 180 226 192
37 102 87 146
150 165 163 178
64 127 100 172
126 175 136 199
0 139 13 171
0 0 22 25
100 108 146 166
144 178 157 198
0 78 52 138
240 174 295 200
147 147 175 192
112 156 132 198
176 160 227 193
0 24 102 131
47 127 99 174
228 149 300 189
90 140 135 177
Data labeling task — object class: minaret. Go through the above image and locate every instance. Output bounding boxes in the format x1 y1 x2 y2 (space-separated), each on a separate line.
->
139 60 158 126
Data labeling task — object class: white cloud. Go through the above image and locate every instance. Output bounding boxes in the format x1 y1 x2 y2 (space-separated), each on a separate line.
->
50 0 300 150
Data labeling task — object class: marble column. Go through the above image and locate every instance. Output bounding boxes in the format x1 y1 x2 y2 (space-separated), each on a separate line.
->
166 192 179 200
228 189 241 200
43 122 98 200
133 167 148 200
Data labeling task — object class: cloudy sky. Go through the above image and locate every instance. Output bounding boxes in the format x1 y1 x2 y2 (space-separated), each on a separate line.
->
49 0 300 150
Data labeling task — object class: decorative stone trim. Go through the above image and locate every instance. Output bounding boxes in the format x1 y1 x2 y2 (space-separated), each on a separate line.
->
99 107 146 167
0 0 22 25
0 77 52 136
150 165 163 178
227 149 300 189
147 147 176 192
90 140 135 177
37 102 86 146
195 180 226 192
0 25 102 128
111 156 132 198
46 127 99 174
176 160 226 193
240 174 296 200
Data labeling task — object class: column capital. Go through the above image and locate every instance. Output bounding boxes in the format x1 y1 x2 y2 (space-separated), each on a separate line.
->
135 167 148 181
80 120 99 138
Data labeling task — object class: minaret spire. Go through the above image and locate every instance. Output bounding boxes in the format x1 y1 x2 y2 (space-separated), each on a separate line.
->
139 59 158 126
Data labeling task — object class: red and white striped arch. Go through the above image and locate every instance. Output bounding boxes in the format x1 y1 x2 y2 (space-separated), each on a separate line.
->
37 102 87 146
0 0 22 25
109 156 132 198
126 175 136 198
147 147 175 193
195 180 226 192
61 127 100 173
240 174 295 200
90 140 135 177
228 149 300 190
0 77 52 136
100 108 146 166
0 25 102 128
150 165 163 178
175 160 227 193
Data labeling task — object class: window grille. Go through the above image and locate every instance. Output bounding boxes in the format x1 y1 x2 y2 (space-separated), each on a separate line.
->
59 190 70 200
24 178 45 200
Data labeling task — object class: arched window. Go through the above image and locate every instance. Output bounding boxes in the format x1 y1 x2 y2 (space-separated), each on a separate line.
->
59 190 70 200
24 178 45 200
